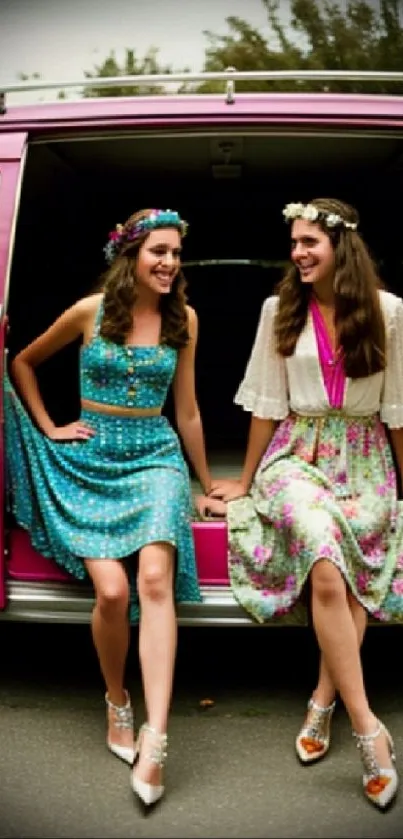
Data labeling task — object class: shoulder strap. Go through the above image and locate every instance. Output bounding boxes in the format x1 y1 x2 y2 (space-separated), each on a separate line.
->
92 296 104 338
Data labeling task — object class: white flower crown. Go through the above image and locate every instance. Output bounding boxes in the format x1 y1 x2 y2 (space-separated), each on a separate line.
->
282 202 357 231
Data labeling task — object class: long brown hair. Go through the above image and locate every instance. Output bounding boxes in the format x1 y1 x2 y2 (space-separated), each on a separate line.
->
99 209 189 348
275 197 386 379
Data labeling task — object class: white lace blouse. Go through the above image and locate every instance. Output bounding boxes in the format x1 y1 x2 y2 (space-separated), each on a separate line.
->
234 290 403 428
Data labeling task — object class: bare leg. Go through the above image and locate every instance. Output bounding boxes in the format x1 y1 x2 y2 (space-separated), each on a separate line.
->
134 541 176 788
85 558 133 754
310 559 391 767
313 592 367 706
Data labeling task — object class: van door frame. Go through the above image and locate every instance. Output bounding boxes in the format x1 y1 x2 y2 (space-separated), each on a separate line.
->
0 131 28 609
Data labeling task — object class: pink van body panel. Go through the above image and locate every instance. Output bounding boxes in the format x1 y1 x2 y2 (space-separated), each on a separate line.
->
1 91 403 118
0 134 27 293
1 93 403 135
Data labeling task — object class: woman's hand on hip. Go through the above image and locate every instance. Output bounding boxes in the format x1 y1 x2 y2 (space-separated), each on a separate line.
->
46 421 95 441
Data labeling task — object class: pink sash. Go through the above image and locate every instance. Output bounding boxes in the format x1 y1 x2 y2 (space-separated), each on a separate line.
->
310 298 345 409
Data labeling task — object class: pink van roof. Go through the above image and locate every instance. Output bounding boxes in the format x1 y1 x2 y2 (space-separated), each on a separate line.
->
1 92 403 133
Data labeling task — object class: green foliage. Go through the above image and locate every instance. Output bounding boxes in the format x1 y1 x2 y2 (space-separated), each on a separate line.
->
82 47 181 97
178 14 302 93
16 71 67 101
183 0 403 94
287 0 403 91
18 71 41 81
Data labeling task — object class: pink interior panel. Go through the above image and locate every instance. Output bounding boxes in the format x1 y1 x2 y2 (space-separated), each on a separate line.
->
7 528 72 581
191 521 229 584
7 522 229 585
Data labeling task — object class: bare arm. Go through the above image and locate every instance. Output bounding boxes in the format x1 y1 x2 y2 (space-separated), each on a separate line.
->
239 415 279 491
171 306 212 495
389 427 403 491
209 415 278 502
10 295 99 437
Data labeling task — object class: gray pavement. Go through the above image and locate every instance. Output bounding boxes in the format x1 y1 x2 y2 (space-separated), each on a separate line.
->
0 624 402 838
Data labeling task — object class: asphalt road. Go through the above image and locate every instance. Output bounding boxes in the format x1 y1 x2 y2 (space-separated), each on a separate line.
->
0 623 402 839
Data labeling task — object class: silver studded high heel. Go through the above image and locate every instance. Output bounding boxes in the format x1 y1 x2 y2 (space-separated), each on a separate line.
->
353 720 398 809
131 723 168 807
105 690 137 765
295 697 336 764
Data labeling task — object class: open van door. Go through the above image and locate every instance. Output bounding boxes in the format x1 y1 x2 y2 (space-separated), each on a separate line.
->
0 132 27 609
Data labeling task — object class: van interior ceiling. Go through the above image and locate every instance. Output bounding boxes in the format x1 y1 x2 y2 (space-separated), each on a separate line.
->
6 129 403 463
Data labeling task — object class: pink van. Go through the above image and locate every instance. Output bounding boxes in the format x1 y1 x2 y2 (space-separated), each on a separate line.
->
0 70 402 625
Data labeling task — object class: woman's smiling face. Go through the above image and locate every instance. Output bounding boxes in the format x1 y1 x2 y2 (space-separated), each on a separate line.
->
290 218 336 288
136 228 182 296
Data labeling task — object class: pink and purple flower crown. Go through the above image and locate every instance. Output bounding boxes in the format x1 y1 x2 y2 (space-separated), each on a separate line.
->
104 209 188 264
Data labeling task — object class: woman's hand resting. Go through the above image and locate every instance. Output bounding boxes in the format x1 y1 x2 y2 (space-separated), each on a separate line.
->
208 478 248 502
47 421 95 441
194 495 227 520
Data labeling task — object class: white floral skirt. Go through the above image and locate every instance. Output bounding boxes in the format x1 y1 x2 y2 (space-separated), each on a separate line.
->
228 412 403 625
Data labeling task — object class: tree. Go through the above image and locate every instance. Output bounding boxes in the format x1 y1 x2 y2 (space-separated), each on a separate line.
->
82 46 187 97
178 15 302 94
16 72 67 101
183 0 403 95
289 0 403 91
18 72 41 82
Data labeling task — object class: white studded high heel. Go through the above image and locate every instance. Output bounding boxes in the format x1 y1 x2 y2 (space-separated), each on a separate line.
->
295 697 336 764
131 723 168 807
353 720 399 810
105 690 137 765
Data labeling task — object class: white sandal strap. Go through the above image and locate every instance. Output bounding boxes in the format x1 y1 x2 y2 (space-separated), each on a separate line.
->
353 721 395 778
308 698 336 714
139 723 168 767
105 691 133 730
303 698 335 741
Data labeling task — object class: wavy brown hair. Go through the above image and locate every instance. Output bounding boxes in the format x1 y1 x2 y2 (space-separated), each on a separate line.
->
275 197 386 379
98 209 189 348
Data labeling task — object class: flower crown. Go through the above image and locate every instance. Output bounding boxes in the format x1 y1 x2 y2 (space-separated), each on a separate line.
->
282 202 357 231
104 209 188 264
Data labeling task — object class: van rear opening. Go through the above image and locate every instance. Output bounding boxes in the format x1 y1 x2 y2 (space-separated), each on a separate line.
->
6 128 403 467
2 120 403 624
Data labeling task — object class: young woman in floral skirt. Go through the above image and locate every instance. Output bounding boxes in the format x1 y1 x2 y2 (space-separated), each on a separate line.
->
201 197 403 810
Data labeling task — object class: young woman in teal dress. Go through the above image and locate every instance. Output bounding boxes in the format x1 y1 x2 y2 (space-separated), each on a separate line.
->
5 208 214 808
200 198 403 810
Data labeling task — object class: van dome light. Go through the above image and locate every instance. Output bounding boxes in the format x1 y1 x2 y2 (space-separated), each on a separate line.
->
211 139 243 178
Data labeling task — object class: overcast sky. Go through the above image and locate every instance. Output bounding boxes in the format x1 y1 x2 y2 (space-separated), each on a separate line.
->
0 0 392 103
0 0 286 91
